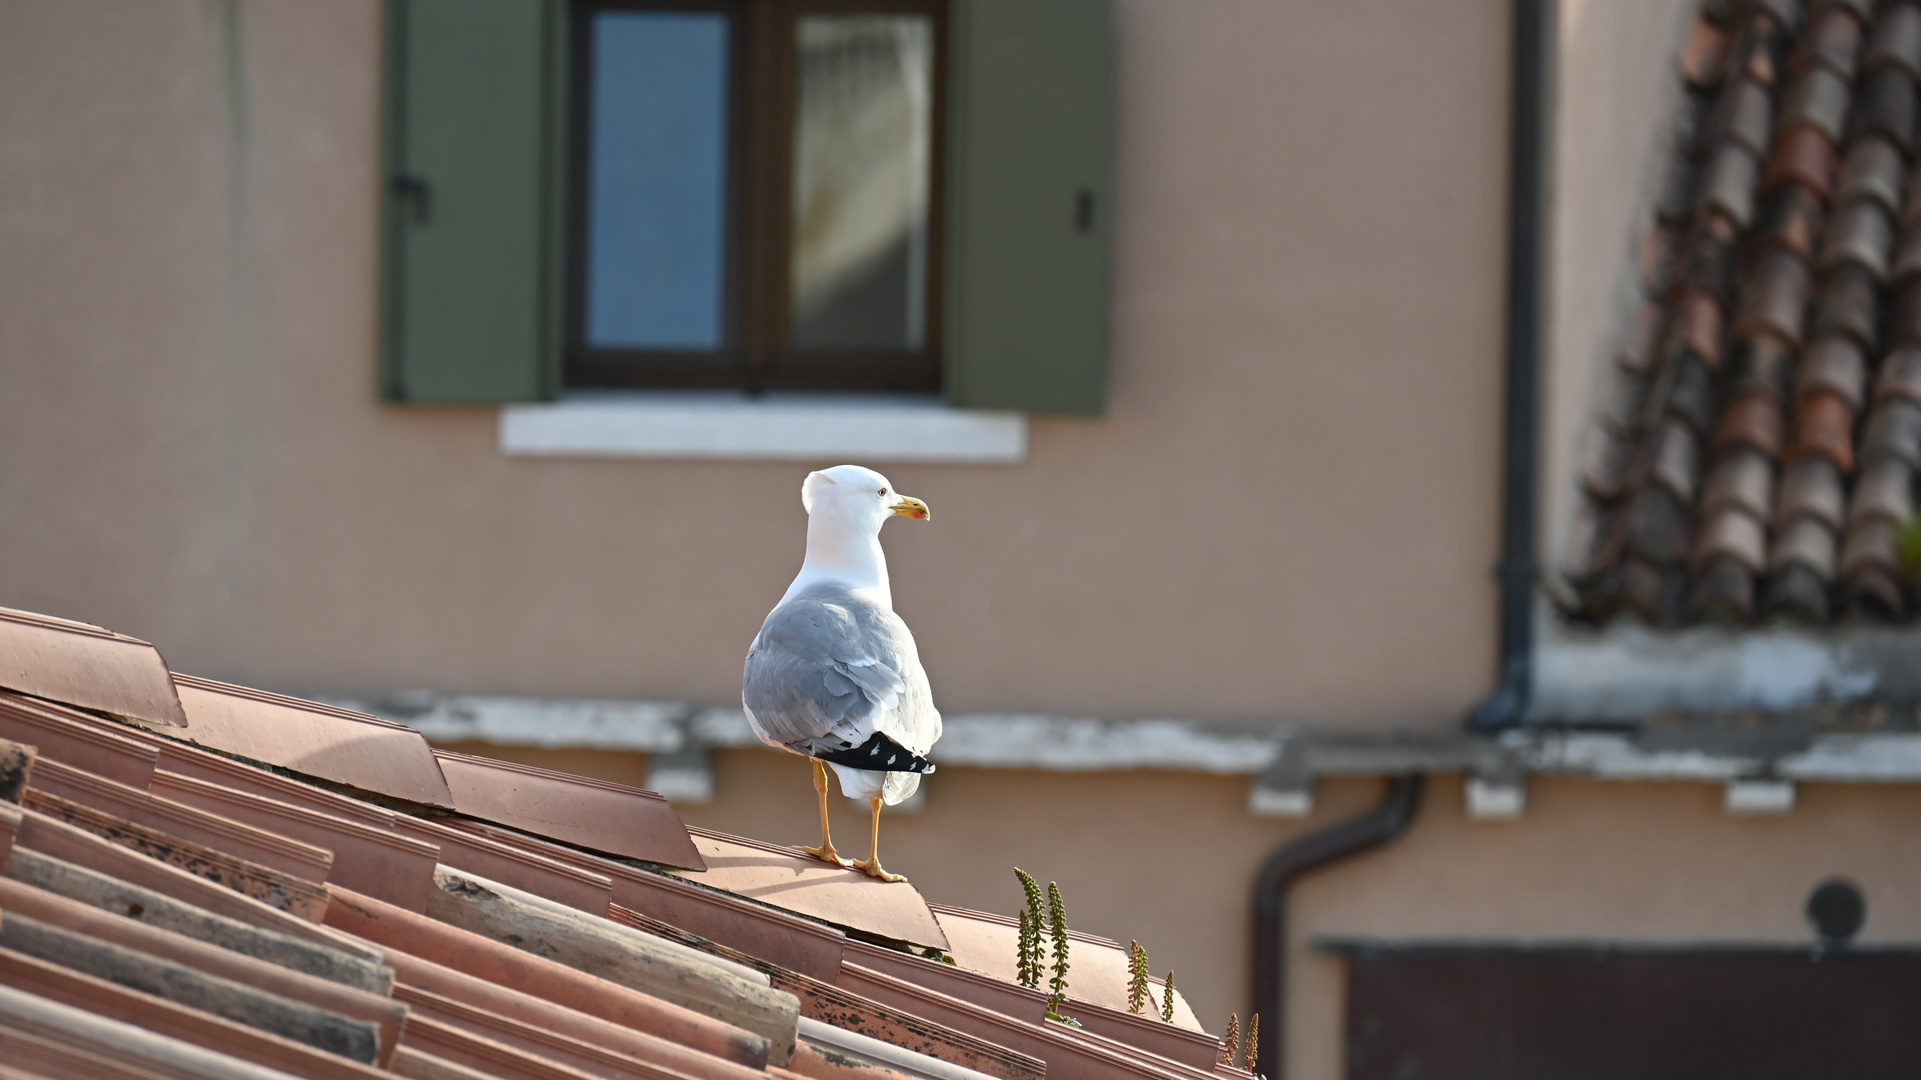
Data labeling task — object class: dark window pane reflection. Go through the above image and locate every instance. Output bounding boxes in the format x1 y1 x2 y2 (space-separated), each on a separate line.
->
587 12 729 350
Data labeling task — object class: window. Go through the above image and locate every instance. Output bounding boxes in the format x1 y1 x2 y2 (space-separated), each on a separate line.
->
381 0 1112 413
568 2 942 392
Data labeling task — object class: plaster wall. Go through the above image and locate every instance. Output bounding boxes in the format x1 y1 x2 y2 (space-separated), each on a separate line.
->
1541 0 1694 577
0 0 1507 730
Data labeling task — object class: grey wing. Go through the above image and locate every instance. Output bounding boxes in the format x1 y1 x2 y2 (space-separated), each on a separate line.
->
742 589 941 758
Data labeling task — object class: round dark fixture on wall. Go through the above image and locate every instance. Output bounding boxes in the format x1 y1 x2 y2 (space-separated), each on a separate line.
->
1806 878 1866 944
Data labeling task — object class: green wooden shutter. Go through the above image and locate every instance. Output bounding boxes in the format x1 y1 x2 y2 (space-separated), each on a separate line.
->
381 0 561 403
943 0 1114 416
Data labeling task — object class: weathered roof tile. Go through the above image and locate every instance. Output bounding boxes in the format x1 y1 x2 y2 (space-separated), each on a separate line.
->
1794 333 1869 410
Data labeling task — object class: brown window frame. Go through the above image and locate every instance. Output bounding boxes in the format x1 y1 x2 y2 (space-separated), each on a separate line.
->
563 0 946 394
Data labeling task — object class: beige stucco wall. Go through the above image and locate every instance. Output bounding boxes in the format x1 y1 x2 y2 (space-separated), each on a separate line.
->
1541 0 1693 575
0 0 1508 730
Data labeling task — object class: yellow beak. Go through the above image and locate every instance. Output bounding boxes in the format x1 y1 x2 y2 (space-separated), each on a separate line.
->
889 496 930 521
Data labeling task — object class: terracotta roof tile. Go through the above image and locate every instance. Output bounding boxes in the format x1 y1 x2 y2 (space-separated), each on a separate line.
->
1693 507 1769 573
1678 213 1742 300
1799 3 1863 78
1688 554 1757 622
1794 333 1869 410
1788 390 1859 472
1616 557 1684 623
1903 151 1921 225
1645 418 1703 502
1771 515 1841 579
1841 561 1908 617
431 750 704 870
0 608 186 729
1811 261 1882 349
1848 456 1915 526
1819 199 1895 277
1753 182 1827 258
1864 1 1921 80
26 759 335 885
1842 515 1905 576
1736 7 1798 86
1891 221 1921 278
1702 448 1776 520
0 948 389 1080
1697 144 1763 227
1708 78 1777 157
1685 17 1736 86
1776 456 1849 531
1780 65 1852 144
0 693 157 790
1763 123 1838 196
172 676 455 810
392 816 615 916
1854 66 1917 150
1623 486 1693 566
1875 344 1921 405
11 806 375 955
1862 396 1921 468
673 830 949 952
1734 247 1813 343
1763 562 1834 620
1837 134 1906 214
1711 393 1785 459
1658 353 1722 432
1726 333 1797 402
148 768 439 913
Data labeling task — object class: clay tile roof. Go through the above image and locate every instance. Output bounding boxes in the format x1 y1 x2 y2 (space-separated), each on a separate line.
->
1753 182 1827 258
172 675 456 810
1684 16 1735 86
0 605 1217 1080
1875 344 1921 404
430 749 704 870
1799 3 1863 79
0 608 187 729
1794 333 1869 409
1853 66 1918 149
1819 199 1895 277
1556 0 1921 631
1837 134 1906 214
1733 246 1813 343
1864 1 1921 79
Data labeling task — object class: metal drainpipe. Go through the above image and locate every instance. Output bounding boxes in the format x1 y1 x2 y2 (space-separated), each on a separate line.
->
1471 0 1553 734
1250 774 1425 1080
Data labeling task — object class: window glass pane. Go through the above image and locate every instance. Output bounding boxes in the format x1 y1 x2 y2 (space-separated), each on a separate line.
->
790 15 932 352
586 12 729 350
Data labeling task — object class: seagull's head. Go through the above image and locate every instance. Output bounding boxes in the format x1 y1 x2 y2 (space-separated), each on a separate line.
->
802 464 930 535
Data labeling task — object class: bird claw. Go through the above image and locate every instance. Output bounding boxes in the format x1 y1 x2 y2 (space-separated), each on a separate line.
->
852 858 907 883
795 844 853 869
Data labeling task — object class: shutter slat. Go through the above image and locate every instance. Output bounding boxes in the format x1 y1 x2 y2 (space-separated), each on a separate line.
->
943 0 1114 415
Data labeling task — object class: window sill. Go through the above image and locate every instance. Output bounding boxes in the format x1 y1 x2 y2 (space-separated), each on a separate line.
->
498 391 1026 463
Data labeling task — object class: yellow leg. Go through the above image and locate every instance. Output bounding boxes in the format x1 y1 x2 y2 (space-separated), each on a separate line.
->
794 760 851 867
853 797 907 882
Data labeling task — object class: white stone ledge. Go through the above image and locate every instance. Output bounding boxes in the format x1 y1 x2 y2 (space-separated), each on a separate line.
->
319 693 1921 786
499 391 1026 463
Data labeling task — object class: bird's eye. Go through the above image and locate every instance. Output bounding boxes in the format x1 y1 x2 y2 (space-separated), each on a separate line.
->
879 488 888 496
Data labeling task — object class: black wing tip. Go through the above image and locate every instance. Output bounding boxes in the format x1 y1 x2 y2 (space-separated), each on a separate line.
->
813 732 935 774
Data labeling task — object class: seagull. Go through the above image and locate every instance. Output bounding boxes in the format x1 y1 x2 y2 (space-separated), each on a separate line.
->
742 465 941 882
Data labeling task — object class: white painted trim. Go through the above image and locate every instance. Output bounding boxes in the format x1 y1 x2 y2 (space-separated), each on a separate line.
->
498 391 1026 463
